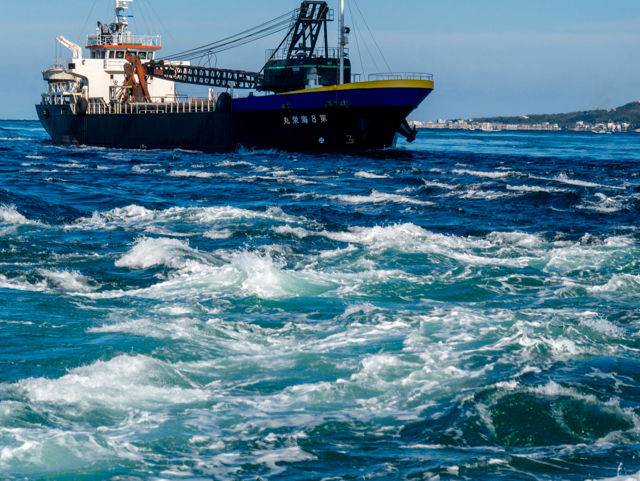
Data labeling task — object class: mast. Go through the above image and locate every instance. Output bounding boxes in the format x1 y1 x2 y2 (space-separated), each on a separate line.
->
339 0 345 84
115 0 132 39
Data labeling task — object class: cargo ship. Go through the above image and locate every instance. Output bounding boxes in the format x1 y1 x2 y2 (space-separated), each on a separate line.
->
36 0 434 152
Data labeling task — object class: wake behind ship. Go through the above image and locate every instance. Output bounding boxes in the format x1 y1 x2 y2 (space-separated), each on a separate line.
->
36 0 434 152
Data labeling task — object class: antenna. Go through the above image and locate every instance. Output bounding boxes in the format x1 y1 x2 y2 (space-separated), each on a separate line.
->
115 0 132 33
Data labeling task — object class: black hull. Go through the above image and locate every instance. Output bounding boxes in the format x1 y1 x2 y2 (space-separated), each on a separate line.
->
36 80 434 152
36 104 417 152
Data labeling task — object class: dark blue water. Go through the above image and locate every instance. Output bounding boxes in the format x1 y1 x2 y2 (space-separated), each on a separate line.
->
1 121 639 480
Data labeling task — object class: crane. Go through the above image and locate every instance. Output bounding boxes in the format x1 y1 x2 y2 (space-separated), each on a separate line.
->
55 36 83 60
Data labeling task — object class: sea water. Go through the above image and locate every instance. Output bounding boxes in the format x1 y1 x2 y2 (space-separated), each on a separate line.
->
0 121 639 480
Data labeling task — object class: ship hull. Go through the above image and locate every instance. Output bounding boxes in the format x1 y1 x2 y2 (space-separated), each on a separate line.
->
36 80 433 152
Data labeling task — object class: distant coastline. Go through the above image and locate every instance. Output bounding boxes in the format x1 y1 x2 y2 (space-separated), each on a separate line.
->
411 101 640 133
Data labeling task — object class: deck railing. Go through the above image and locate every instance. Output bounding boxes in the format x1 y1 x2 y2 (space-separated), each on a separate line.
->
86 98 215 116
87 33 161 48
368 72 433 82
265 47 348 62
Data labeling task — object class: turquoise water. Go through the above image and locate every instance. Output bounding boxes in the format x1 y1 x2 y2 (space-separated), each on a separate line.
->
1 123 639 480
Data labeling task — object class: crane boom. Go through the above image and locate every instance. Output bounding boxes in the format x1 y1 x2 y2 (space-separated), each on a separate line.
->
146 62 262 90
56 36 83 59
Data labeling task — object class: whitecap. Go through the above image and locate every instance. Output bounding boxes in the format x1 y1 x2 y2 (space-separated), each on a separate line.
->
16 355 209 409
216 160 254 167
0 269 98 294
203 229 233 240
423 180 459 190
452 169 513 179
531 173 623 190
588 274 640 295
254 446 316 475
168 170 227 179
576 193 626 213
0 205 42 226
321 189 433 206
355 171 390 179
70 204 302 231
507 184 568 193
579 314 625 338
115 237 202 270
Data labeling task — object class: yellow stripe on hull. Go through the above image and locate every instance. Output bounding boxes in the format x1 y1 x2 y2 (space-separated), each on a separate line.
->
281 79 434 96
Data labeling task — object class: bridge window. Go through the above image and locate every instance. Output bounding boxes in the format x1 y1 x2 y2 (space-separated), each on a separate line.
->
116 51 124 59
109 51 115 59
138 52 147 60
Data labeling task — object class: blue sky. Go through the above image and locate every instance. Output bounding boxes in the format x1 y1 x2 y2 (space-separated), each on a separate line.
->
2 0 639 121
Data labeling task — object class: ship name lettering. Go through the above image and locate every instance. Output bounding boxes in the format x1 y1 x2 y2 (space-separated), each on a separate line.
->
292 116 299 124
320 115 327 123
311 115 317 123
284 117 291 125
301 116 309 124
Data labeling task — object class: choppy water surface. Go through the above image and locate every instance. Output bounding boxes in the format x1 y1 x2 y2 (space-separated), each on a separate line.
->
1 122 640 480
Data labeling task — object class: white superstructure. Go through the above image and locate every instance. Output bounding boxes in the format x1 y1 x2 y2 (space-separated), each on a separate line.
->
41 0 185 109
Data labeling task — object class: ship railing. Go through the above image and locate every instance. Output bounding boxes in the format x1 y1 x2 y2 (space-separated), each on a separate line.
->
265 47 348 62
368 72 434 81
86 33 161 48
87 97 216 115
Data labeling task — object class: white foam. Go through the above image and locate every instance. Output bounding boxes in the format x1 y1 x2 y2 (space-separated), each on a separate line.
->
320 223 429 245
18 355 209 409
43 177 70 183
273 225 312 238
507 184 568 193
423 180 459 190
255 446 316 474
486 231 543 248
452 169 513 179
531 173 622 190
38 269 99 293
115 237 200 269
579 315 625 338
355 171 390 179
577 193 626 213
217 160 254 167
0 269 98 293
61 162 87 169
70 205 302 231
589 275 640 295
88 248 329 301
321 189 433 206
203 229 233 240
168 170 227 179
0 205 42 226
452 188 515 201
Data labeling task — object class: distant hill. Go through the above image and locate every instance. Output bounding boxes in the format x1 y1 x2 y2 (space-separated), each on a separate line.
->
471 101 640 129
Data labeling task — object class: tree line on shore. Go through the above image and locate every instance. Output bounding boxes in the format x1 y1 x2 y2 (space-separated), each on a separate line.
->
471 101 640 130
